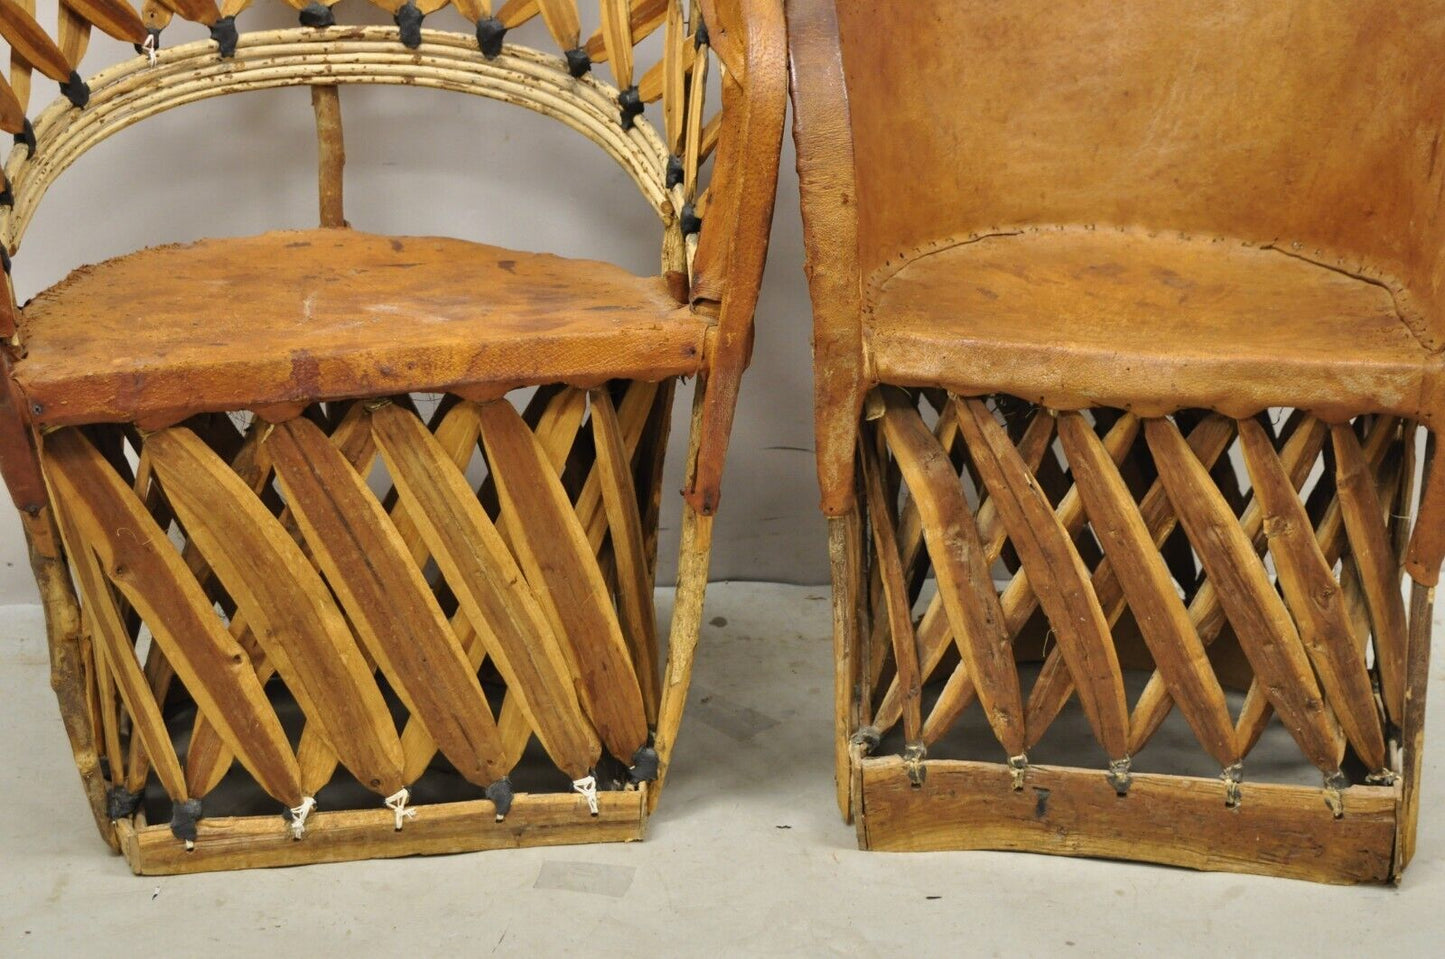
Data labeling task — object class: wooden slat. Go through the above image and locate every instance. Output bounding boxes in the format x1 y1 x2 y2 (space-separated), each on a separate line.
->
874 406 1053 733
861 426 923 745
152 0 219 25
534 0 580 49
93 639 126 789
580 380 659 551
682 31 708 195
0 0 73 81
140 0 172 34
599 0 635 89
1331 423 1408 724
921 661 976 747
957 400 1129 760
55 5 90 68
53 504 188 802
63 0 146 44
1012 411 1177 742
388 401 482 567
1126 416 1324 753
1238 419 1386 771
1145 417 1342 770
0 73 25 134
497 694 533 769
1057 411 1237 768
531 386 587 473
662 0 686 151
44 429 302 805
146 428 408 796
477 399 649 762
266 416 510 789
183 418 371 798
495 0 538 27
388 613 470 782
370 403 600 780
586 0 668 61
453 0 489 20
589 388 661 724
877 393 1025 756
1406 433 1445 585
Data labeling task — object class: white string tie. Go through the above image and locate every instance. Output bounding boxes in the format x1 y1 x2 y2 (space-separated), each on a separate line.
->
143 33 158 68
288 796 317 840
572 775 600 815
384 788 417 831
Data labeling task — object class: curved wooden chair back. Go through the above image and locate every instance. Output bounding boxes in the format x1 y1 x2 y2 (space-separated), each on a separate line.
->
828 0 1445 345
0 1 773 313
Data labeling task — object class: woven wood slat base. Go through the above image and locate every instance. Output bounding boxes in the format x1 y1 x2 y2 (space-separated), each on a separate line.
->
844 389 1429 882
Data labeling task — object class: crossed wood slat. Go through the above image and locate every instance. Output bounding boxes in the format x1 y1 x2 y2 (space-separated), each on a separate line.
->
41 387 661 833
862 391 1407 785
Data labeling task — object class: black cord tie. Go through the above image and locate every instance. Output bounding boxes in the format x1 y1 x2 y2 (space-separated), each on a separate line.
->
60 71 89 109
170 798 204 844
299 2 334 28
629 744 659 783
106 786 143 821
564 46 591 78
210 17 238 58
15 119 35 157
694 15 709 48
485 778 514 821
395 2 424 49
680 202 702 236
475 16 507 58
665 155 684 189
618 85 643 129
0 172 12 208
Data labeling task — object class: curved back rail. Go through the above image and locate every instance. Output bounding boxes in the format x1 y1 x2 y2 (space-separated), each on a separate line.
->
2 27 678 251
0 0 763 312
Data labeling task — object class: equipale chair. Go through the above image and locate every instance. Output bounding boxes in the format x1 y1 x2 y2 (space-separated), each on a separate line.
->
789 0 1445 883
0 0 784 875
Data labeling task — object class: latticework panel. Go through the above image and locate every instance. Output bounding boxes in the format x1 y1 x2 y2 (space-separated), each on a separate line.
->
40 380 673 853
855 388 1420 813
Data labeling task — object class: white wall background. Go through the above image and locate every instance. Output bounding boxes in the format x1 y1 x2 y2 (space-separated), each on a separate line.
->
0 8 828 604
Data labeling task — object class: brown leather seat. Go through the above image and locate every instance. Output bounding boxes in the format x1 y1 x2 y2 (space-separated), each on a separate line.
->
866 228 1443 424
13 229 706 429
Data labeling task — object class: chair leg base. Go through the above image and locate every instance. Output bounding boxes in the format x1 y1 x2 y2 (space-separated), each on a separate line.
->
113 788 648 876
855 757 1398 885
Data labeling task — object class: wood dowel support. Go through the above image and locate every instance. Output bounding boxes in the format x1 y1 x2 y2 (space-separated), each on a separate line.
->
311 84 345 229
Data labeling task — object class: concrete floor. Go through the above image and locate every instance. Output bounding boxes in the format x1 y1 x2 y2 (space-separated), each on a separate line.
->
2 582 1442 957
